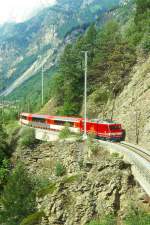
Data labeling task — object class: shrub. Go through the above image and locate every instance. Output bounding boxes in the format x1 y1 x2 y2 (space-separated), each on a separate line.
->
87 133 99 155
19 127 36 147
90 142 100 155
55 162 66 177
124 208 150 225
0 159 10 188
0 122 8 160
78 159 84 169
141 33 150 54
37 182 57 198
86 214 116 225
74 132 83 142
62 174 80 184
0 163 36 225
111 152 119 158
59 125 71 139
35 176 50 190
20 211 45 225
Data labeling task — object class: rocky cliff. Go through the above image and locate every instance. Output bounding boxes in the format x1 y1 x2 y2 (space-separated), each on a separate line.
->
14 139 149 225
108 56 150 149
85 55 150 149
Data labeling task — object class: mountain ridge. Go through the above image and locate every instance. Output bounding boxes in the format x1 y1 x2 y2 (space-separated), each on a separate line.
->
0 0 121 97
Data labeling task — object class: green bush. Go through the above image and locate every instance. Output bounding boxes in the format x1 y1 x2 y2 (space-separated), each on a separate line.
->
78 159 84 169
87 134 99 155
35 176 50 190
59 125 71 139
0 159 10 188
141 33 150 54
37 182 57 198
86 214 116 225
111 152 119 158
19 127 36 147
0 163 36 225
20 211 45 225
55 162 66 177
124 208 150 225
62 174 80 184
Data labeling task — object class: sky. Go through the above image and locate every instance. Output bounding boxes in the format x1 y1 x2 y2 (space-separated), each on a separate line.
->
0 0 56 24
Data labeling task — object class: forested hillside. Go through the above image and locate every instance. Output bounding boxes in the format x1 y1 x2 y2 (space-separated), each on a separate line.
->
0 1 150 224
42 0 149 116
0 0 121 106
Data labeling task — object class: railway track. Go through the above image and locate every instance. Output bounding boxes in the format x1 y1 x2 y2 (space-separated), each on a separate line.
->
99 140 150 195
119 142 150 163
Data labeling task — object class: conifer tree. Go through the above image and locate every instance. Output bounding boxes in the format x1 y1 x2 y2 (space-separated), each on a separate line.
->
0 120 8 164
0 163 36 225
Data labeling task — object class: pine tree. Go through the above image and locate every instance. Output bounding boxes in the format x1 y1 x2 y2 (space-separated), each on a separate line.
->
0 120 8 165
0 163 36 225
135 0 150 26
84 24 97 64
58 43 84 115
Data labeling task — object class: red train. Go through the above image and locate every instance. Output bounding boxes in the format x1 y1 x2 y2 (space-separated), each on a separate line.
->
20 113 125 141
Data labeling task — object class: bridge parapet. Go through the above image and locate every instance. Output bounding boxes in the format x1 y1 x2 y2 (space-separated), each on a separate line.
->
35 128 59 142
99 140 150 196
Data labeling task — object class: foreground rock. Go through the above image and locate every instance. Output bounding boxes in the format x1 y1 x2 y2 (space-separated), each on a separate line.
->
14 140 150 225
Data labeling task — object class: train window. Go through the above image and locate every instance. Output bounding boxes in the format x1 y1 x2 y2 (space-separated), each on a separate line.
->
21 115 27 120
110 125 120 130
32 117 45 123
68 122 74 127
54 120 65 126
54 120 74 127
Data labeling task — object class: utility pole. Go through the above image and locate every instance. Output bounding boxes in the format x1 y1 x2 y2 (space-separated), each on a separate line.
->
42 64 44 105
82 51 88 140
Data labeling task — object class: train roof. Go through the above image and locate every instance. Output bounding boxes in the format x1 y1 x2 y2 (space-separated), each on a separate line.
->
20 113 120 125
21 113 82 122
89 119 120 124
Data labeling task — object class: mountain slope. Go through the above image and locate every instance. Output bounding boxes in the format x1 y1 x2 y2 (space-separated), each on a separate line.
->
0 0 121 97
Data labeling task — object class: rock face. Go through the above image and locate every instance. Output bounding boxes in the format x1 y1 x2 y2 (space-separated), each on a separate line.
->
86 56 150 149
14 140 149 225
109 56 150 149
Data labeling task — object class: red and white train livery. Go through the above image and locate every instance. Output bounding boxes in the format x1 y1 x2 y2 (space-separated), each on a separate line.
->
20 113 125 141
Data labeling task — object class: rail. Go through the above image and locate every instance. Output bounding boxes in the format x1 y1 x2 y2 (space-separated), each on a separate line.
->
98 140 150 196
120 142 150 163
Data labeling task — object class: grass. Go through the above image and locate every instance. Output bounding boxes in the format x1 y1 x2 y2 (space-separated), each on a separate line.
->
37 182 57 198
87 135 100 155
111 152 120 158
37 174 80 198
86 214 116 225
55 162 66 177
124 209 150 225
5 120 20 134
18 127 36 147
59 125 72 139
62 174 80 184
20 211 45 225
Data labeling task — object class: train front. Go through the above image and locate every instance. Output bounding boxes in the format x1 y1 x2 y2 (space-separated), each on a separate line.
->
108 123 125 141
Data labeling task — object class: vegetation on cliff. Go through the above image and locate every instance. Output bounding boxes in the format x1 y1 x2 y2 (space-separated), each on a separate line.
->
0 120 10 190
48 0 149 116
0 163 36 225
0 0 150 223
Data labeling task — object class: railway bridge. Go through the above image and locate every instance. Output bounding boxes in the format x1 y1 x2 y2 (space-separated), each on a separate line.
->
98 140 150 197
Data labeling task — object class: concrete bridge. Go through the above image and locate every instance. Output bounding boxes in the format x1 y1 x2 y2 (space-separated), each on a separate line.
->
35 128 59 141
